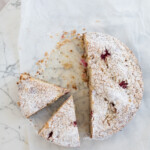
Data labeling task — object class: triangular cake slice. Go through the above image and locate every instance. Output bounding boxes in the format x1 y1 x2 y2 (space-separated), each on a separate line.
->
84 32 143 140
17 73 69 118
39 96 80 147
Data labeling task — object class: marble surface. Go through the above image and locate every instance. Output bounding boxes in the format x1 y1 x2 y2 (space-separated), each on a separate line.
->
0 0 8 11
0 0 29 150
1 0 150 150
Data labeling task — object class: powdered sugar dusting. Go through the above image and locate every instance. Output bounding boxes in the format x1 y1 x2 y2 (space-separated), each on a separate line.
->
84 32 143 140
39 96 80 147
18 73 69 117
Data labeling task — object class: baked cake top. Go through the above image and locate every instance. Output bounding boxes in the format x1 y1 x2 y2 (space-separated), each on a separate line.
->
39 96 80 147
84 32 143 140
18 73 69 118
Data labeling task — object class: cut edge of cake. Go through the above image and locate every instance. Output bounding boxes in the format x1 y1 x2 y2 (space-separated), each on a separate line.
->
83 33 94 139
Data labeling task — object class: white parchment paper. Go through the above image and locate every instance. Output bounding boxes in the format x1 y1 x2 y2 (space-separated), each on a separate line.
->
18 0 150 150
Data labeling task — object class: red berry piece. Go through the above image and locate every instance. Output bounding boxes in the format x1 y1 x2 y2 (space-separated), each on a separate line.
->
61 34 65 39
90 111 93 117
101 49 111 60
73 121 77 127
119 81 128 89
48 131 53 139
80 58 88 67
71 121 77 127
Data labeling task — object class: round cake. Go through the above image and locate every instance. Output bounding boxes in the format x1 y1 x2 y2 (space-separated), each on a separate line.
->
83 32 144 140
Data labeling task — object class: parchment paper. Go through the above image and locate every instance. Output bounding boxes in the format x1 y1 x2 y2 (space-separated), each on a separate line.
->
18 0 150 150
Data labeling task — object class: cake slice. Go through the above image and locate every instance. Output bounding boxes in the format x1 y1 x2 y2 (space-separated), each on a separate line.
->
39 96 80 147
84 32 143 140
17 73 69 118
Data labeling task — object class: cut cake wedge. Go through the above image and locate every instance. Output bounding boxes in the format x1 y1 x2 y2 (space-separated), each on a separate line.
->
39 95 80 147
17 73 69 118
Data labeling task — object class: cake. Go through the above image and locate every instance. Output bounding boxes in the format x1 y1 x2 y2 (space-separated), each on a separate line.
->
38 95 80 147
17 73 69 118
83 32 144 140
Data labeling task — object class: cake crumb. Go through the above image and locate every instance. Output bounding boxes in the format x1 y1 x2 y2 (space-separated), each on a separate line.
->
71 30 76 36
19 73 30 81
61 34 65 39
44 52 48 57
36 59 44 65
64 31 68 35
96 20 100 23
50 35 53 38
61 32 68 39
82 73 88 82
72 84 77 90
67 83 70 88
71 76 75 79
36 71 41 75
63 63 73 69
56 39 71 48
17 101 20 106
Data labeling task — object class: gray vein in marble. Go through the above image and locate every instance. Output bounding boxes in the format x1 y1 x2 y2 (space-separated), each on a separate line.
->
0 33 8 67
0 88 17 108
0 123 26 144
0 60 20 78
10 0 21 8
